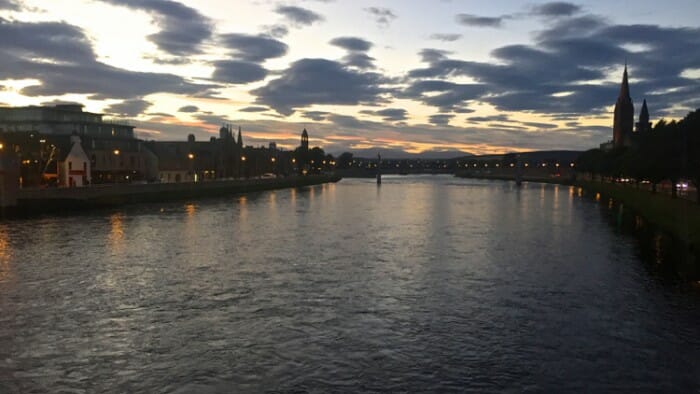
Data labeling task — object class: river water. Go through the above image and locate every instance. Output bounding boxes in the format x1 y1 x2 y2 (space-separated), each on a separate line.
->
0 175 699 392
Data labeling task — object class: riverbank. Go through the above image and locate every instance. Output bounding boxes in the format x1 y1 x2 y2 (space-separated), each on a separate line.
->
3 174 341 217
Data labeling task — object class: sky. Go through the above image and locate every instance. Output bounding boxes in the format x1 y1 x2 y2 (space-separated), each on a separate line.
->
0 0 699 156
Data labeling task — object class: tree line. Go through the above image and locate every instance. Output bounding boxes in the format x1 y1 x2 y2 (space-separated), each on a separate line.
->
576 108 700 201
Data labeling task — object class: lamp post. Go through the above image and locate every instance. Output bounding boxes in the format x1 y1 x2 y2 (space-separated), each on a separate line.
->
113 149 120 183
271 156 276 176
188 153 195 182
241 155 246 179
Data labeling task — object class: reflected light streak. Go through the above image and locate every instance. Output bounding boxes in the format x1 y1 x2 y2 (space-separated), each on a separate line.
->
0 226 11 282
109 213 125 253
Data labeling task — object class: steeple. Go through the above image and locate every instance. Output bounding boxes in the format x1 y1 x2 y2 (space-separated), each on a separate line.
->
636 99 651 133
301 128 309 151
237 126 243 147
618 64 631 100
613 64 634 148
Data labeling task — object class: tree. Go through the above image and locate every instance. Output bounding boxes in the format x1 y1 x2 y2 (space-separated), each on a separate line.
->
337 152 354 169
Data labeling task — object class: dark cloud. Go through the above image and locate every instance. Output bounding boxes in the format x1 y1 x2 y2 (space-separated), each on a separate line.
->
456 13 504 28
429 33 462 42
364 7 397 28
220 33 288 63
106 99 152 117
406 14 700 119
262 24 289 38
330 37 372 52
211 60 268 84
328 114 369 129
252 58 388 115
532 2 581 17
178 105 199 113
521 121 558 129
0 0 21 10
239 106 269 112
467 114 509 122
429 114 454 125
419 48 451 63
275 5 324 26
400 80 487 112
100 0 212 56
302 111 330 121
342 53 375 69
0 17 95 63
0 18 214 99
360 108 408 121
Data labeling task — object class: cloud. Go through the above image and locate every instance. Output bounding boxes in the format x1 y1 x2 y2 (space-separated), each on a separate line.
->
342 53 375 69
456 13 505 28
211 60 268 84
252 58 388 115
467 114 509 122
429 33 462 42
400 80 487 112
429 114 455 125
0 0 21 10
178 105 199 113
360 108 408 121
220 33 288 62
330 37 375 69
531 2 581 17
262 24 289 38
105 99 152 117
239 106 269 112
100 0 212 56
0 18 214 99
275 5 324 26
364 7 397 28
330 37 372 52
419 48 451 63
302 111 330 121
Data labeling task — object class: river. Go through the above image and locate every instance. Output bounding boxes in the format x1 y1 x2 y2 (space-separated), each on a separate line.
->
1 175 699 392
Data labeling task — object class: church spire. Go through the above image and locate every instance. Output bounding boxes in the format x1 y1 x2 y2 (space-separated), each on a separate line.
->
237 126 243 147
618 64 631 100
613 64 634 148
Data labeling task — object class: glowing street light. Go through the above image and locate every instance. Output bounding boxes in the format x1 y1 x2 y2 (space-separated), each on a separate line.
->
271 157 276 162
188 153 194 159
113 149 120 155
241 156 246 161
0 143 4 150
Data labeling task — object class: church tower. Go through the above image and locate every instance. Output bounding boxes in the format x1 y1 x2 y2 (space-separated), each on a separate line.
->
237 126 243 148
636 99 651 133
613 65 634 148
301 128 309 151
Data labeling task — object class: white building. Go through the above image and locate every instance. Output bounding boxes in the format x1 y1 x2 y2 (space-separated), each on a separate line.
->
58 135 91 187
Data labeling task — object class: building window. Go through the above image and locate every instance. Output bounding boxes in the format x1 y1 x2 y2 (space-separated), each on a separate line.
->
68 161 72 170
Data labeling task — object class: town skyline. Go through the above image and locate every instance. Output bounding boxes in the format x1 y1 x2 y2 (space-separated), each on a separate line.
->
0 0 699 155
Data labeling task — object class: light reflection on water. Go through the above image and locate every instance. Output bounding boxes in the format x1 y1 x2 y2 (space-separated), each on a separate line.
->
0 175 699 393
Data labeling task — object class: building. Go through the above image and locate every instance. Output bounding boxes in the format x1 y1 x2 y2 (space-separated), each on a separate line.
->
603 65 652 151
636 99 652 133
0 104 158 185
57 135 91 187
0 104 134 138
613 65 634 148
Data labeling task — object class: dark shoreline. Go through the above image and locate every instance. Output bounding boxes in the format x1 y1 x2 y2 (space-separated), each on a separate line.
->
2 174 341 219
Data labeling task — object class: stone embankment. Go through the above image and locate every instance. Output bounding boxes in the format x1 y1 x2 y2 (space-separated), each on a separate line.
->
5 174 341 216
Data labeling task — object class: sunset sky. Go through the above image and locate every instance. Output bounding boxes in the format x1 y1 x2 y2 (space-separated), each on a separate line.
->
0 0 699 156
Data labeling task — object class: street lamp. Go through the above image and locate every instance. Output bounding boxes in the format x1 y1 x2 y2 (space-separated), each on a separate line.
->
240 155 246 178
188 153 196 181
